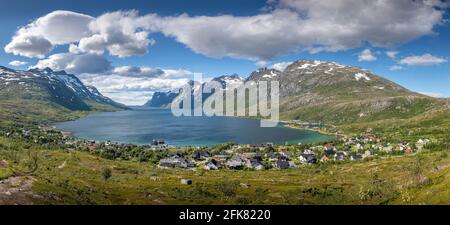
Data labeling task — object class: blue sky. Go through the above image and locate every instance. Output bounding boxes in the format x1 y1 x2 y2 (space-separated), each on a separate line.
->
0 0 449 105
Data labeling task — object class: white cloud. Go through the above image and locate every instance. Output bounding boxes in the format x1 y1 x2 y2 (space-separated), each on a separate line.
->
5 1 447 61
154 0 446 60
8 60 28 67
386 51 399 59
255 60 269 67
4 11 93 58
418 91 445 98
79 73 190 105
358 49 377 62
32 53 111 74
270 61 292 71
389 65 403 71
4 34 53 58
111 66 196 79
160 69 196 78
75 10 156 57
399 54 447 66
112 66 163 78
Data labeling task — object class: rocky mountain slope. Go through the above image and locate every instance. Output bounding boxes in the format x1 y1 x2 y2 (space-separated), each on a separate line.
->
249 60 442 124
144 59 445 125
0 66 126 123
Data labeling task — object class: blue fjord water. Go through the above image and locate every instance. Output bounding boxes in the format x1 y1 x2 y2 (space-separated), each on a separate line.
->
54 107 333 146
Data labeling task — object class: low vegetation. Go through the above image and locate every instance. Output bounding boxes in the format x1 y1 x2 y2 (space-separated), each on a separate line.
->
0 136 448 204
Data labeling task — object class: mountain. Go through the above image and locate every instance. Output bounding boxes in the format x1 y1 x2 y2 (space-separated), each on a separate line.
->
247 60 442 124
143 91 179 107
0 66 126 123
142 75 245 108
144 59 445 125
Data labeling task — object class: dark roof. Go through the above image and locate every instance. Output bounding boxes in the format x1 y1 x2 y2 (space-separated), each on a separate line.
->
276 160 290 169
324 149 336 156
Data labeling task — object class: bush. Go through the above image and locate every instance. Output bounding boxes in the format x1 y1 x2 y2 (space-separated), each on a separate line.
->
216 179 239 200
102 167 112 180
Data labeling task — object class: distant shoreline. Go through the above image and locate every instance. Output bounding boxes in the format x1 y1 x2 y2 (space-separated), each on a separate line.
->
53 107 335 146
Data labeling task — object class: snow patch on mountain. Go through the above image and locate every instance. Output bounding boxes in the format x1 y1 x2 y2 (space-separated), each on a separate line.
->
354 72 371 81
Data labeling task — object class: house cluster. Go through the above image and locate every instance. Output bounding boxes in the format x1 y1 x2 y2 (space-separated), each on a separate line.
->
157 132 433 171
0 123 437 171
158 150 268 170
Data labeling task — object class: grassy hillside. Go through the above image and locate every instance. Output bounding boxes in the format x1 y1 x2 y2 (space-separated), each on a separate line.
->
0 98 121 128
0 136 448 204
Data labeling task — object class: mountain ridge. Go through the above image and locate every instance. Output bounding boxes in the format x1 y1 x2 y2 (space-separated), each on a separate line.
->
0 66 127 123
143 59 443 124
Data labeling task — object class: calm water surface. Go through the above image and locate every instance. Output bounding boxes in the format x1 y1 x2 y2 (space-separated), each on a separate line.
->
54 108 333 146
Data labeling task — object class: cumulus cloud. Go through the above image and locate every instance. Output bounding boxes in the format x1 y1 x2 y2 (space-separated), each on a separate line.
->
386 51 399 59
399 54 447 66
4 1 449 103
270 61 292 71
4 35 53 58
79 73 190 105
75 10 156 57
111 66 195 79
160 69 196 78
358 49 377 62
8 60 28 67
4 11 93 58
4 1 448 61
32 53 111 74
112 66 163 78
154 0 447 60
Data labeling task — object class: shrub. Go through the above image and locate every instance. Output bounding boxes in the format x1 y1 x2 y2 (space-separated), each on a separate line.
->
102 167 112 180
216 179 239 200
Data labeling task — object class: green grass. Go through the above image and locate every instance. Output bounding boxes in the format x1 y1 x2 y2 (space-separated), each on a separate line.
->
0 136 448 205
0 168 13 180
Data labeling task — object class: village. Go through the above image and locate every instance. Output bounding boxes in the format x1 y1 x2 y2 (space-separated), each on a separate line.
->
0 123 435 172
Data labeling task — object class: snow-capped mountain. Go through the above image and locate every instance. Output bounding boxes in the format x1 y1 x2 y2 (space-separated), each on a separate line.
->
211 74 246 88
0 66 125 111
143 59 442 124
142 74 246 107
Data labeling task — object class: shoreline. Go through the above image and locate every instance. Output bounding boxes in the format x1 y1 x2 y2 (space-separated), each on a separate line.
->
53 107 337 147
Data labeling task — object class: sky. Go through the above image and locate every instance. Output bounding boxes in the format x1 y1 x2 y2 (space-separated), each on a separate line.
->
0 0 449 105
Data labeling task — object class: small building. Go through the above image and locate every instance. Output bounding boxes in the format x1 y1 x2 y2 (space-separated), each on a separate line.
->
324 143 336 151
417 139 430 145
245 158 264 170
193 150 210 161
356 143 364 150
382 146 393 152
299 154 317 164
404 146 414 154
61 131 72 139
226 156 246 170
302 149 315 155
180 179 192 185
350 153 362 161
320 154 329 162
275 160 290 169
212 155 230 163
277 148 291 158
159 155 193 169
362 150 372 159
335 152 346 161
204 161 218 170
152 139 166 146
